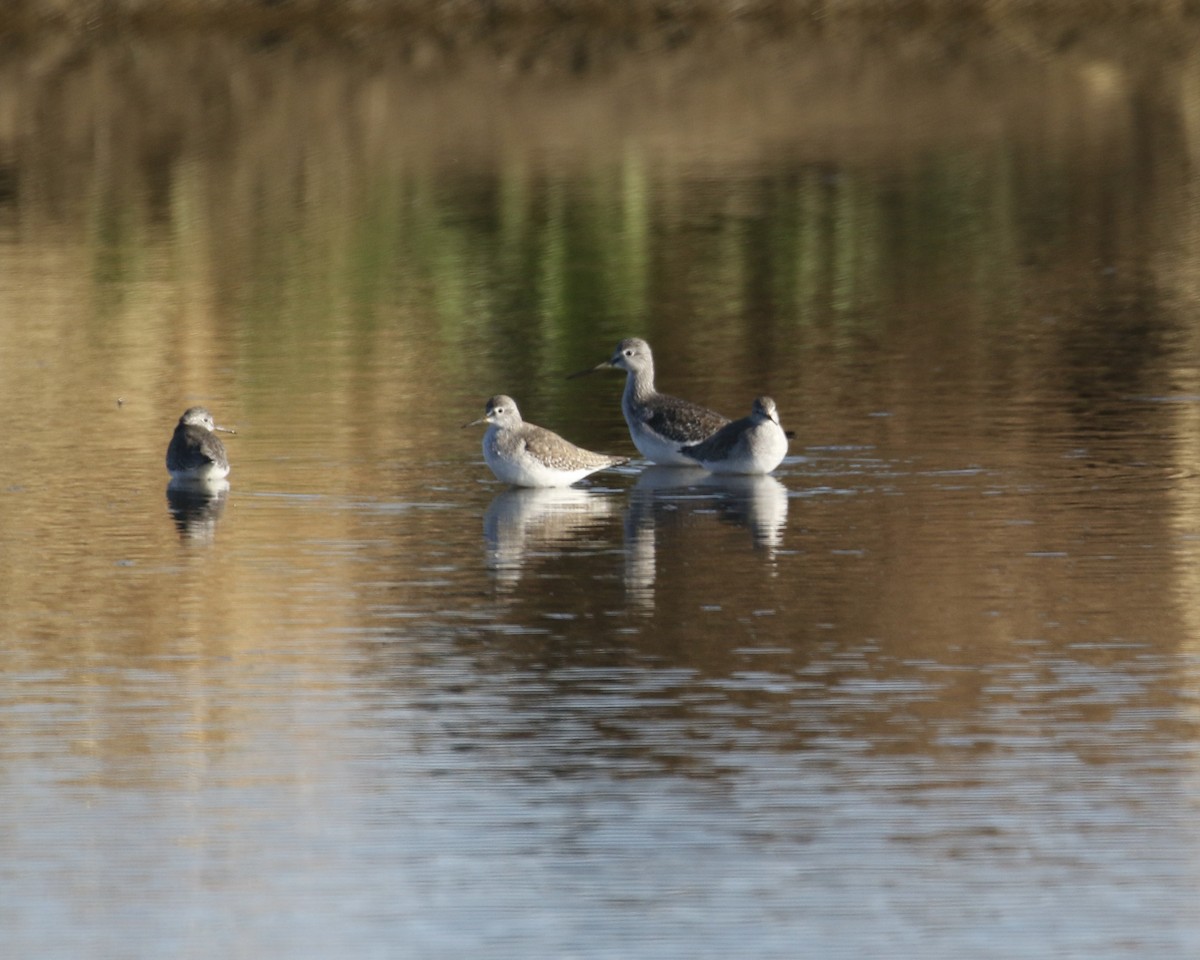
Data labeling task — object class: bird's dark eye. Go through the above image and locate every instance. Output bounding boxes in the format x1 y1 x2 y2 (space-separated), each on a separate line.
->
624 349 633 357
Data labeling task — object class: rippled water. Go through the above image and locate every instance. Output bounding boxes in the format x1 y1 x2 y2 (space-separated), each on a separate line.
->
5 22 1200 959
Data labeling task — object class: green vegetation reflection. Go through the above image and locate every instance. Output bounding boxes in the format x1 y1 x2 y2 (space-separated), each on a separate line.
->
81 137 1037 401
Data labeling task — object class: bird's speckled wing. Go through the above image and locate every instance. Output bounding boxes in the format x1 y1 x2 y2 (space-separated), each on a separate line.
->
522 423 627 470
641 395 728 444
680 415 750 461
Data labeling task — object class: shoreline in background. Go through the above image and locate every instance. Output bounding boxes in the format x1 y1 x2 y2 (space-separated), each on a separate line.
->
3 1 1200 52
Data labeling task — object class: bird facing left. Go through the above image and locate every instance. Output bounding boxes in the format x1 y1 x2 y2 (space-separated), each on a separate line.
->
464 395 628 488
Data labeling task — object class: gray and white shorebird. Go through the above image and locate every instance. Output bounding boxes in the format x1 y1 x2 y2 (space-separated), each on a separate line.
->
166 406 235 482
679 396 788 475
568 338 728 466
464 395 629 488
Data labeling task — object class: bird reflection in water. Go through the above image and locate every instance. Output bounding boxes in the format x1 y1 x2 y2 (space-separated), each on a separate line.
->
483 487 620 589
623 467 789 610
696 473 789 554
166 480 229 543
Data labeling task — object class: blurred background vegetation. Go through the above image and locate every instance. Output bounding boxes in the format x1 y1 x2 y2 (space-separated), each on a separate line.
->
5 0 1200 44
2 0 1199 468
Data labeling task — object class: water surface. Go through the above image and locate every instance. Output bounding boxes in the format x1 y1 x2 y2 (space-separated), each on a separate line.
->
3 23 1200 959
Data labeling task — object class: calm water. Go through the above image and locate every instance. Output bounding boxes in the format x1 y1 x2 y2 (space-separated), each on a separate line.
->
4 24 1200 959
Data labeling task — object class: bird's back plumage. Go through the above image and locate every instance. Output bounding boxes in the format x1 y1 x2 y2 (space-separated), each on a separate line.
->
680 396 788 475
166 407 231 481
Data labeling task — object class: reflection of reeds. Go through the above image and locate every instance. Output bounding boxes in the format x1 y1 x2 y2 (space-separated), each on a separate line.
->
0 24 1178 440
0 19 1191 683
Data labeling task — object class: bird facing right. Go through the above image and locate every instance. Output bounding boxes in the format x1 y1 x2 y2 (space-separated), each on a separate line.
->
679 396 788 475
166 406 235 483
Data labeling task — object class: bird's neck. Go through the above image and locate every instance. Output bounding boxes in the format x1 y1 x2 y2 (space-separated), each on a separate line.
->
623 365 655 404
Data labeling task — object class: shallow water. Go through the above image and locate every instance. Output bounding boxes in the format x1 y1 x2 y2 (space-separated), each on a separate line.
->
4 24 1200 959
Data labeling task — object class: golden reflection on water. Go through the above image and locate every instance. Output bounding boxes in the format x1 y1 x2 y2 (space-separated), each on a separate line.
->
1 24 1198 714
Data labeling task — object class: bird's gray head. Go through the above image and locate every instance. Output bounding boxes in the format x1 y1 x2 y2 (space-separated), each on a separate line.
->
609 338 653 373
752 396 780 425
178 406 236 435
179 407 216 431
465 395 523 429
566 337 654 380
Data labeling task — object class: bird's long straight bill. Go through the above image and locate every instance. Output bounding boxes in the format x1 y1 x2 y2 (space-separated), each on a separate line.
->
565 360 611 380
